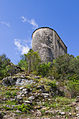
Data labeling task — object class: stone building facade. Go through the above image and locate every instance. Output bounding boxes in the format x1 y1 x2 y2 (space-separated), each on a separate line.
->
32 27 67 62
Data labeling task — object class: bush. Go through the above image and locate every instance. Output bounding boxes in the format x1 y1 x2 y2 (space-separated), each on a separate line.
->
18 59 28 70
47 80 56 89
37 62 51 77
68 74 79 81
5 91 12 96
67 81 79 97
12 91 17 96
3 105 12 110
16 103 32 113
50 54 74 80
0 54 11 79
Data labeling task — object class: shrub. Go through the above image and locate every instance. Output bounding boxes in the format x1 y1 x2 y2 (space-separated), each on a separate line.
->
12 91 17 96
16 103 32 113
18 59 28 71
51 54 74 80
68 74 79 81
0 54 11 79
37 62 51 77
6 100 17 105
5 91 12 96
47 80 56 89
3 105 12 110
67 81 79 97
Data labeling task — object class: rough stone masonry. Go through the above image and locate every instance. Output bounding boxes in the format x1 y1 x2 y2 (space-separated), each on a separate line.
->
32 27 67 62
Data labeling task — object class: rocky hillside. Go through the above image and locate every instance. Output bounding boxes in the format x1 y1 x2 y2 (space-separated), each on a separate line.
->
0 72 79 119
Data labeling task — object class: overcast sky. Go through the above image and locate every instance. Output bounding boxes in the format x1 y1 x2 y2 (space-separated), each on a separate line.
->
0 0 79 64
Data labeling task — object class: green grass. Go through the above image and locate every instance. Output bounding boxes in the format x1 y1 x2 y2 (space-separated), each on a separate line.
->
42 96 75 113
5 100 17 105
15 103 32 113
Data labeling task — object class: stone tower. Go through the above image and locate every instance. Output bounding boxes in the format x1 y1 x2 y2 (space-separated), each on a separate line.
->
32 27 67 62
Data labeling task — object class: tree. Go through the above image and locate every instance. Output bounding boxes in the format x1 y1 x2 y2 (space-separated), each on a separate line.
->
51 54 74 80
69 56 79 74
24 49 41 73
18 55 28 71
0 54 11 79
37 62 51 77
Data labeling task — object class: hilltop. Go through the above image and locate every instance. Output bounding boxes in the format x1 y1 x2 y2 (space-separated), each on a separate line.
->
0 51 79 119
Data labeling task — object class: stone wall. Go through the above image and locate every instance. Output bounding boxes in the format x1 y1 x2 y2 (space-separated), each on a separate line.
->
32 27 67 62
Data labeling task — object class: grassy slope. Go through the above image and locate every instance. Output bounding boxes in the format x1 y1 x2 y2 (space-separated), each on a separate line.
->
0 72 77 119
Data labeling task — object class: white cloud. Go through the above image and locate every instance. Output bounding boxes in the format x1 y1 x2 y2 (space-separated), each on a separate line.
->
21 46 29 55
29 19 38 29
14 39 22 50
0 21 10 27
21 16 38 29
21 16 27 23
14 39 29 55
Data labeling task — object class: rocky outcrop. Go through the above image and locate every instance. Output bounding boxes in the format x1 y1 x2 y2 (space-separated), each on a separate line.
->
32 27 67 62
2 76 17 86
1 72 79 119
2 73 34 86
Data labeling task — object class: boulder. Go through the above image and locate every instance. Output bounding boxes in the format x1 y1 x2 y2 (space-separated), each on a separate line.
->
24 100 32 104
41 93 50 98
2 77 17 86
36 85 45 92
16 78 33 86
28 96 35 101
35 110 42 117
59 111 65 115
2 76 34 86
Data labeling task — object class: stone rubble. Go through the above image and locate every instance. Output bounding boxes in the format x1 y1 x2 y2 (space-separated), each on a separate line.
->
1 73 79 119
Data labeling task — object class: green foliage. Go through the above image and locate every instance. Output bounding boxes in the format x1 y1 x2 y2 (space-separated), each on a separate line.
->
51 54 79 81
12 91 17 96
49 55 79 80
5 91 12 96
24 83 33 89
63 105 72 112
47 80 56 88
6 64 21 76
67 81 79 97
25 49 41 73
37 62 51 77
0 54 19 79
50 54 74 80
18 49 41 73
68 74 79 81
6 100 17 105
41 109 45 115
5 90 17 98
18 50 52 77
16 103 32 113
42 96 74 112
48 54 79 97
0 54 11 79
18 59 28 70
55 96 73 105
3 105 12 110
69 56 79 75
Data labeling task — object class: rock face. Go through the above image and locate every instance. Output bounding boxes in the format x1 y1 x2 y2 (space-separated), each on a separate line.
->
2 73 34 86
32 27 67 62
